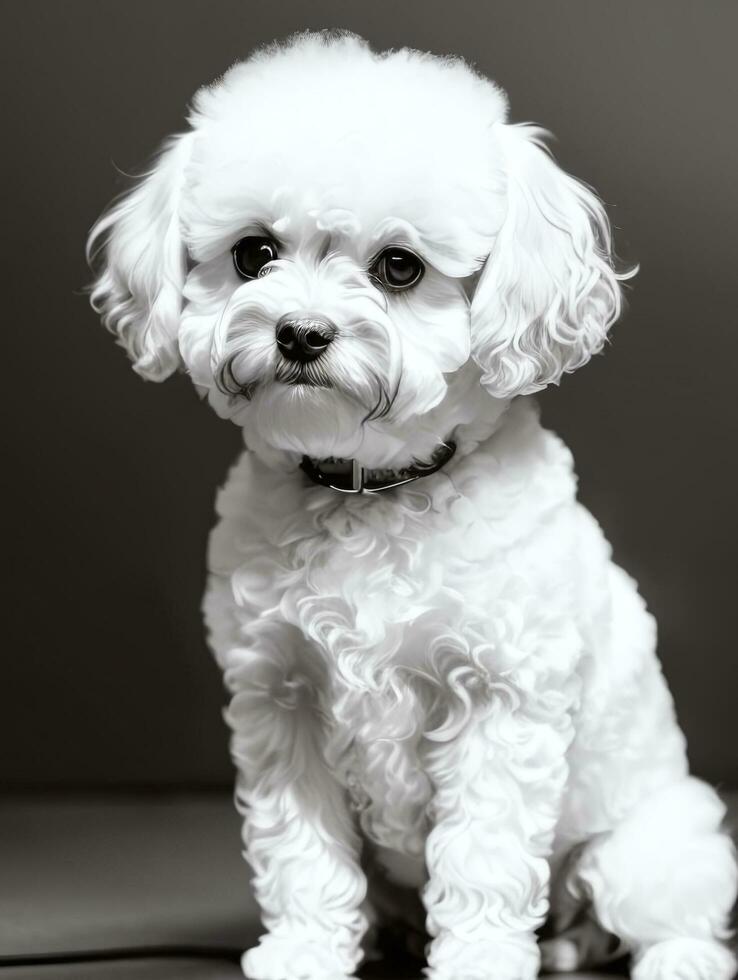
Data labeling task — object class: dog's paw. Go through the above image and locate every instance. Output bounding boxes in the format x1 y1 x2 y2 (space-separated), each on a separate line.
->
539 936 581 973
539 917 625 972
632 938 736 980
242 934 356 980
425 932 539 980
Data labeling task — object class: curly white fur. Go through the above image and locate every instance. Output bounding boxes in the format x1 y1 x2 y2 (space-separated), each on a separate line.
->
87 30 737 980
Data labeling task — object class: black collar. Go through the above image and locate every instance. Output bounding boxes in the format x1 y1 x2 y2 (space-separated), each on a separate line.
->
300 441 457 494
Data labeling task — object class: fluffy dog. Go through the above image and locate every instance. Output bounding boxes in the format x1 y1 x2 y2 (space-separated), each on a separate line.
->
87 30 737 980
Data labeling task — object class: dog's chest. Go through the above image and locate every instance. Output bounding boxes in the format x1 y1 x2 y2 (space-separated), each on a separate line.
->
210 408 583 860
273 494 580 864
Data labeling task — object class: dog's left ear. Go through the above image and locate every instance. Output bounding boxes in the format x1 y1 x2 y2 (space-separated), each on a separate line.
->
86 132 195 382
471 123 630 398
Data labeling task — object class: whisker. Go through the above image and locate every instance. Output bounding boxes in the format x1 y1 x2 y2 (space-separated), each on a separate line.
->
215 352 256 399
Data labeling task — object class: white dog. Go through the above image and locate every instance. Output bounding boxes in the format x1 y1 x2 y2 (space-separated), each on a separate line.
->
87 31 737 980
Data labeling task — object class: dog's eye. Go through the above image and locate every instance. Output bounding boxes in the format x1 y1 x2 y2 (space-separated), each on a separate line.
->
232 236 279 280
371 247 424 291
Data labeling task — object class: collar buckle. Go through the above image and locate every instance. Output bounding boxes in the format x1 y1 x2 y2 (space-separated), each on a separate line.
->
298 457 366 493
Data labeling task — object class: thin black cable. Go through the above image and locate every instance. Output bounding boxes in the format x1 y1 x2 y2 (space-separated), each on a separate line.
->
0 944 243 968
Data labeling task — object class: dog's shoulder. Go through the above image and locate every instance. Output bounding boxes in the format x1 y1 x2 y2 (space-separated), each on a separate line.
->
206 448 306 573
447 397 577 534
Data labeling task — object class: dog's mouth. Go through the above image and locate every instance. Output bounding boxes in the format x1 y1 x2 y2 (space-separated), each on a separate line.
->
274 358 333 389
214 349 394 424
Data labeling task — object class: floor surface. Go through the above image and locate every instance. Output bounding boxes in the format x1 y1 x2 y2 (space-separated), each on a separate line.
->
1 791 732 978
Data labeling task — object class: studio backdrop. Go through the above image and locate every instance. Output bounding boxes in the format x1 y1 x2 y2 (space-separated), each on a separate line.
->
3 0 736 788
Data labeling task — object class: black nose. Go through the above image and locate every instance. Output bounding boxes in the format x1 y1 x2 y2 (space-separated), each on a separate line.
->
275 313 337 363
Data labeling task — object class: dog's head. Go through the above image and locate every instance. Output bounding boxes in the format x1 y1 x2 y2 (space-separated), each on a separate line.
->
87 31 627 464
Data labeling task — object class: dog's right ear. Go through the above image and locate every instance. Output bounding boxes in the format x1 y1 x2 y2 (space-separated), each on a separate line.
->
86 132 194 382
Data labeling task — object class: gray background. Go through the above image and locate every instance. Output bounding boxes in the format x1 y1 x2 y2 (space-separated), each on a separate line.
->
3 0 737 788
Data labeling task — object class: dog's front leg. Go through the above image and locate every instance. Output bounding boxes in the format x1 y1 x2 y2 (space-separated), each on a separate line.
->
423 702 571 980
224 635 367 980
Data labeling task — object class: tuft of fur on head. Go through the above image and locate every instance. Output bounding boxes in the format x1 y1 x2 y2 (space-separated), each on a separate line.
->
86 30 631 464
